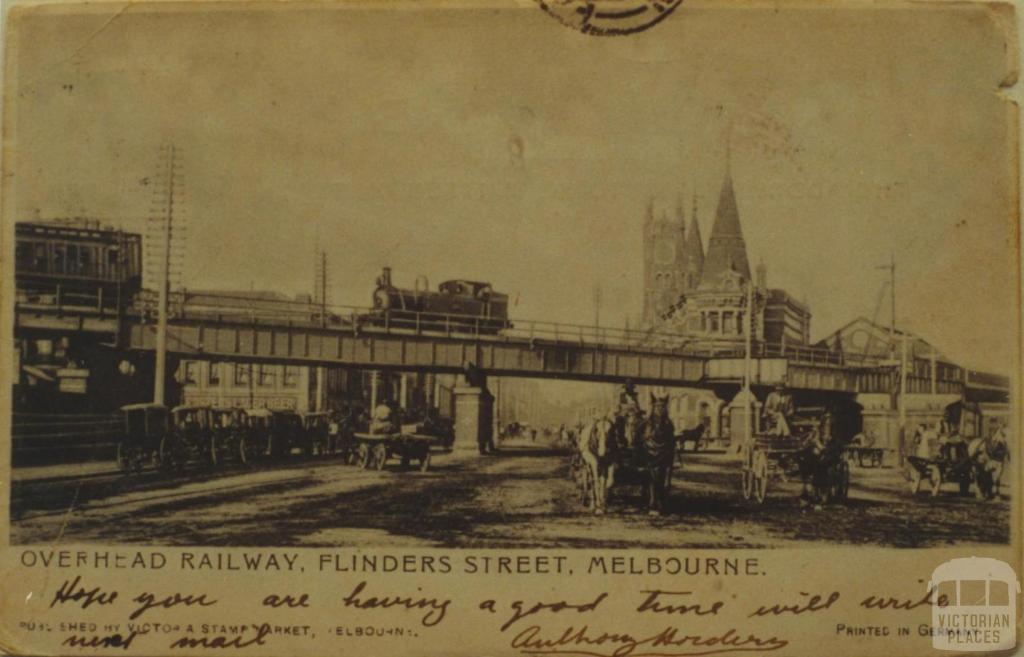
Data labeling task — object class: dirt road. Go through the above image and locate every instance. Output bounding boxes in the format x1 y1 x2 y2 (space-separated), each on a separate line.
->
11 442 1011 547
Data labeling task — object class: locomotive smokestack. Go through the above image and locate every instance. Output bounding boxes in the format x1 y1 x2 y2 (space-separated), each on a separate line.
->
381 266 392 287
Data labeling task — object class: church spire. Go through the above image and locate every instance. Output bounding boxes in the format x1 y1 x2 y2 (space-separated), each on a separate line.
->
683 193 705 290
699 163 751 288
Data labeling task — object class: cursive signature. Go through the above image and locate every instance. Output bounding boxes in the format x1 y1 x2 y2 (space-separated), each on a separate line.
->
511 624 789 657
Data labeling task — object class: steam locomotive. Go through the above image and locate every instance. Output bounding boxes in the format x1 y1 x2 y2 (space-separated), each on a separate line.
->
368 267 512 334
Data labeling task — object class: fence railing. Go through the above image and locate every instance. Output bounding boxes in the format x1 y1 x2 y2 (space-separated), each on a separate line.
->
11 413 122 465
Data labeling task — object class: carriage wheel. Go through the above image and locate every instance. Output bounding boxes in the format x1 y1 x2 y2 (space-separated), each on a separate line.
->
974 470 992 500
158 436 185 474
741 467 754 500
909 467 922 494
928 464 943 497
753 452 769 504
116 442 131 473
832 459 851 501
374 444 387 471
419 451 431 473
238 436 252 466
580 468 593 507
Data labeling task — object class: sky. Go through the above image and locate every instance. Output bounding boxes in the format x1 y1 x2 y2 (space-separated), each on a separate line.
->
5 1 1019 373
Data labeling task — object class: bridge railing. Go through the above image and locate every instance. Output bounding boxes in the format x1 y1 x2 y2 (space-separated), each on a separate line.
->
132 289 886 365
134 289 708 354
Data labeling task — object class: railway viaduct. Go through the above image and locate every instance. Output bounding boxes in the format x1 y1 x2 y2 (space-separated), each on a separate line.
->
15 297 1007 448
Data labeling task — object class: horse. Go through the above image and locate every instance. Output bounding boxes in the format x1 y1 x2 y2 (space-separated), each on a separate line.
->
969 428 1010 500
637 397 676 515
676 422 707 462
575 416 621 515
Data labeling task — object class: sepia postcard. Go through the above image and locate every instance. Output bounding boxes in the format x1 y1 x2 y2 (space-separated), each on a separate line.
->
0 0 1020 655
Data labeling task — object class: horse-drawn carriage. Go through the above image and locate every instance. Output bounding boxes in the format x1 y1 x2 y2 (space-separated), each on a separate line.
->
905 400 1008 500
117 403 169 474
300 412 331 457
353 431 434 471
739 402 856 505
210 407 247 466
157 405 220 472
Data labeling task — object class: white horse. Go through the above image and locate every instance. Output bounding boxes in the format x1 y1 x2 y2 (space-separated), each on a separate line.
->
969 427 1010 500
576 416 618 514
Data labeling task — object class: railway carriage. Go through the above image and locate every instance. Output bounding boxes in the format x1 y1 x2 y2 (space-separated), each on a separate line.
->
15 220 142 309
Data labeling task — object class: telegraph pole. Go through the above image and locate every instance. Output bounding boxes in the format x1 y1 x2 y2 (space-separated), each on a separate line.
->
314 244 330 411
875 254 896 354
153 144 178 406
898 333 908 466
743 279 754 441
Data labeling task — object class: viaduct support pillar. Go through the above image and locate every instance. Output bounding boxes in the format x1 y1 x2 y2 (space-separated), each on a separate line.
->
454 374 494 454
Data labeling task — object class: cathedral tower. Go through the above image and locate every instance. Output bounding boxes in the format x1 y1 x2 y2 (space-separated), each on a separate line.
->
642 198 688 326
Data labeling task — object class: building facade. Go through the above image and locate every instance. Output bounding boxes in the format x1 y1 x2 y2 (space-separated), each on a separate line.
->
643 167 812 354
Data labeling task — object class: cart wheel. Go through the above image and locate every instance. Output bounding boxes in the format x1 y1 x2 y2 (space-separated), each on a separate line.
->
909 467 922 494
741 467 754 500
419 451 431 472
374 444 387 471
928 464 942 497
753 451 769 504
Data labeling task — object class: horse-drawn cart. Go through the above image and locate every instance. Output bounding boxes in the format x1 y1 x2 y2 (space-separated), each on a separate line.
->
906 453 976 497
741 435 851 504
843 432 886 468
353 432 434 472
904 399 1005 500
739 405 855 505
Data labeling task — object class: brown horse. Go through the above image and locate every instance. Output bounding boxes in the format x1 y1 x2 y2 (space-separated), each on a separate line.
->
638 397 676 515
